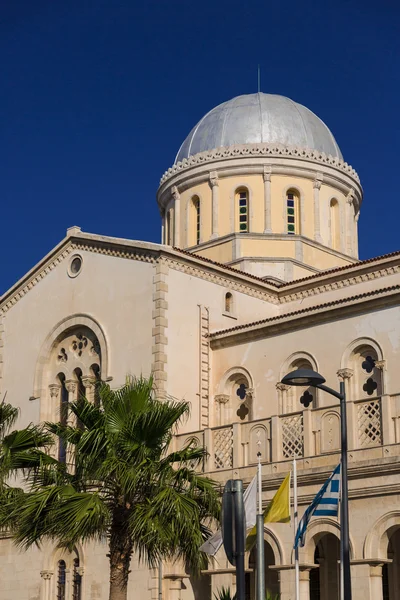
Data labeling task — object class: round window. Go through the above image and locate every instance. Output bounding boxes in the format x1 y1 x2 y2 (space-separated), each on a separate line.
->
68 255 83 278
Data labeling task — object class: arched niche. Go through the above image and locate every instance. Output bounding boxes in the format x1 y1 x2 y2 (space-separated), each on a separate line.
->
320 411 341 453
249 424 270 464
215 367 254 426
33 314 109 422
280 351 319 413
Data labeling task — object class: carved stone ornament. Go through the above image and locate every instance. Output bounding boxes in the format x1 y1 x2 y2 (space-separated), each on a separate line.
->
313 175 323 190
49 384 61 398
75 567 85 576
81 376 95 389
276 382 290 392
65 380 77 394
214 394 229 404
374 360 386 371
171 185 180 201
337 368 354 380
40 570 53 580
159 143 361 187
346 189 355 205
263 166 272 182
209 172 219 188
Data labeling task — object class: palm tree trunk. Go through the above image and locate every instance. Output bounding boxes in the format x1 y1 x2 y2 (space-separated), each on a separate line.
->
108 514 133 600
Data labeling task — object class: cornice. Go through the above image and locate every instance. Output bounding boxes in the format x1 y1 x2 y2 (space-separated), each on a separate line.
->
158 143 361 198
209 284 400 348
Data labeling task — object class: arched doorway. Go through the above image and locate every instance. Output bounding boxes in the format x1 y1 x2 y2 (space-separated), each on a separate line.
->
246 541 279 600
382 527 400 599
309 533 340 600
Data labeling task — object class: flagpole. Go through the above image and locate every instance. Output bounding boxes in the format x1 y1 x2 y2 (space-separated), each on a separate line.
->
256 452 265 600
293 458 300 600
340 458 344 600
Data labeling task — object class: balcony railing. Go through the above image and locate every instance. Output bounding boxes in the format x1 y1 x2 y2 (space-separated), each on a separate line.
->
173 395 396 473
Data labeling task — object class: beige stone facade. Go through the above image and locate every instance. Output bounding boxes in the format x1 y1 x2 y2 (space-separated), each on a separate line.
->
1 93 399 600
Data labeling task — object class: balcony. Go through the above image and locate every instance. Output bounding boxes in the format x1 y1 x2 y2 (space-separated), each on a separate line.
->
173 394 400 476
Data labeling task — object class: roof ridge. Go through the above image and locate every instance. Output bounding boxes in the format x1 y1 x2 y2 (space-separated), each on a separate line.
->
209 283 400 338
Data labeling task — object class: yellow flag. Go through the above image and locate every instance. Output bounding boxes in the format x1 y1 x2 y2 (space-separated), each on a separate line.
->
246 472 291 551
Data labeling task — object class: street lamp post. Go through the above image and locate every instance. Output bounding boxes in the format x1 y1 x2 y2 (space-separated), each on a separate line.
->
280 368 352 600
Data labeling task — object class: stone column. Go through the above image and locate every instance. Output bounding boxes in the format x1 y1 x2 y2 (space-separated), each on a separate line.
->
271 564 315 600
313 175 323 243
209 172 219 239
49 384 61 422
350 560 384 600
346 189 355 256
276 383 289 415
82 376 95 403
369 563 384 600
171 186 180 247
263 166 272 233
215 394 229 426
40 570 53 600
337 368 355 450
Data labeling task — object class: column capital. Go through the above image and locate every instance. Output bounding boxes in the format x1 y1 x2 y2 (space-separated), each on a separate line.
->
346 188 355 205
276 382 290 392
75 566 85 576
209 171 219 187
65 379 77 394
49 384 61 398
337 368 354 380
375 360 386 371
81 376 95 389
40 570 53 580
214 394 229 404
171 185 180 201
263 165 272 182
313 179 322 190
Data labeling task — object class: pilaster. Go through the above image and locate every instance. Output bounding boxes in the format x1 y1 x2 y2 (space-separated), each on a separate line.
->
40 570 54 600
263 166 272 233
171 186 180 247
209 172 219 239
346 189 355 256
313 174 323 243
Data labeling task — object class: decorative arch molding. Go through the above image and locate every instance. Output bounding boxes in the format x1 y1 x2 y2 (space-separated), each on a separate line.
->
43 541 85 571
218 366 254 395
263 526 285 566
229 183 253 233
341 336 384 368
364 511 400 559
280 351 319 381
281 184 306 236
33 313 109 400
301 517 356 562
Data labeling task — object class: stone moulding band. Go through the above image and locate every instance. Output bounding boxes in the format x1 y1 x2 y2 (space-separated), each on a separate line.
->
159 143 360 186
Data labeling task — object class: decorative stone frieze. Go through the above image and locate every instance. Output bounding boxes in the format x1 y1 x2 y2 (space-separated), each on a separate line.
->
159 143 361 187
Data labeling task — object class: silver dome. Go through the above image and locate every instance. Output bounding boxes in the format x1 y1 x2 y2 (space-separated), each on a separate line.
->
175 93 342 163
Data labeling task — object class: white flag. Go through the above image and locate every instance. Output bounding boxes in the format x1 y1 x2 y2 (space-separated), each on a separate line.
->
200 474 257 556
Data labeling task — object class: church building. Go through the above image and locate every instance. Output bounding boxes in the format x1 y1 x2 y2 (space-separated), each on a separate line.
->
1 92 399 600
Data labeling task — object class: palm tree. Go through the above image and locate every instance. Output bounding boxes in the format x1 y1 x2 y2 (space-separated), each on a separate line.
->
0 397 52 527
6 377 220 600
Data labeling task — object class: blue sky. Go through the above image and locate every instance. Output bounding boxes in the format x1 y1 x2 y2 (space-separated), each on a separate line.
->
1 0 399 294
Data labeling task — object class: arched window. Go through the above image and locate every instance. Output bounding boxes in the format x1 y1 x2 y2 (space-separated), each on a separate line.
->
330 199 340 250
286 189 300 234
73 557 82 600
216 369 253 426
57 560 66 600
225 292 233 313
236 188 249 232
191 195 201 245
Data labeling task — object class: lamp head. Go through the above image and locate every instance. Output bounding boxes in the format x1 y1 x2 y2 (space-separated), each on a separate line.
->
281 368 326 387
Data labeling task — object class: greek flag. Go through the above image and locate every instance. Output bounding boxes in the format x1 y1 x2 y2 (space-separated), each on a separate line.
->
294 463 341 549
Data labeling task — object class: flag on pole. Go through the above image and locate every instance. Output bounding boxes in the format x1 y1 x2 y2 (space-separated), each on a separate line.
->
294 463 341 549
200 473 257 556
246 472 291 551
